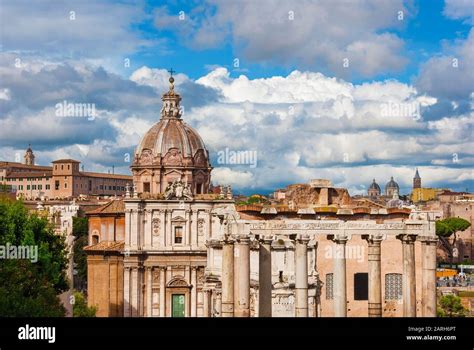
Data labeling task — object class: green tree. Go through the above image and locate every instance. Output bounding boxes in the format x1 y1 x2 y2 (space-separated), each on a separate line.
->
72 291 96 317
0 197 69 316
436 217 471 263
437 294 467 317
72 217 88 291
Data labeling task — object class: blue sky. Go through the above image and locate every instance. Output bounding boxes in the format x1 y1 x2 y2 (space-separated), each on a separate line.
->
0 0 473 195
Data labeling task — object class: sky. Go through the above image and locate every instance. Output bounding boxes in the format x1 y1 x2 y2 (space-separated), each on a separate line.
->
0 0 473 196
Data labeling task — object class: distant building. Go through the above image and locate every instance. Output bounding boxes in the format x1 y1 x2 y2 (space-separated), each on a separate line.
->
0 146 133 200
368 179 381 198
385 177 399 197
413 168 421 189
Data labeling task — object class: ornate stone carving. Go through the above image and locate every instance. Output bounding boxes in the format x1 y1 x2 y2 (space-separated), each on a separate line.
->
140 149 153 165
163 148 183 166
152 218 161 236
153 269 160 283
198 218 205 236
164 178 193 200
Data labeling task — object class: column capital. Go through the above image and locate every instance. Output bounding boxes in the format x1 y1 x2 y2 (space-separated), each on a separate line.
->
328 233 350 244
259 235 274 245
397 233 417 244
418 235 438 245
296 233 310 244
233 234 251 244
222 235 235 245
362 233 386 244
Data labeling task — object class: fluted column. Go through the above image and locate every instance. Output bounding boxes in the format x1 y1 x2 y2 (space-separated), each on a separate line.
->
221 237 234 317
398 234 417 317
259 235 273 317
191 266 197 317
364 234 384 317
295 234 310 317
233 234 251 317
159 267 166 317
420 236 438 317
330 233 349 317
147 267 153 317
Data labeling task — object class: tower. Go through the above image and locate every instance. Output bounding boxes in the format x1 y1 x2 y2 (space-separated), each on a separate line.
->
413 168 421 189
24 144 35 166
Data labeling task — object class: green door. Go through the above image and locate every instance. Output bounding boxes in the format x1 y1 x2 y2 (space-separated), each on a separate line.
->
172 294 185 317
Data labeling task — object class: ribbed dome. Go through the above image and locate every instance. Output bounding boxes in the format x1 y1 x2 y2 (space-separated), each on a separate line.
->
385 177 399 190
369 179 381 192
134 118 209 167
133 76 210 168
131 75 212 196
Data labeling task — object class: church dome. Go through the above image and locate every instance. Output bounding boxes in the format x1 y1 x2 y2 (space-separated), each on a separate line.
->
369 179 381 192
131 76 212 195
134 118 210 167
385 176 399 196
133 76 210 168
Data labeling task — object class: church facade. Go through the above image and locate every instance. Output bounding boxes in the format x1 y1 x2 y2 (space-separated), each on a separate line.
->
86 77 438 317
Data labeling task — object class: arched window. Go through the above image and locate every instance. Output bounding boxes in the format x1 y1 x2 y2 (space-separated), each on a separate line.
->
92 235 99 245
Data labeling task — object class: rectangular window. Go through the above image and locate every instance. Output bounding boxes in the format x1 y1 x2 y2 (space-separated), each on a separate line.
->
174 226 183 244
55 180 60 190
27 185 30 190
385 273 402 301
38 185 42 190
64 182 67 189
46 184 50 190
354 273 368 301
326 273 333 300
143 182 150 193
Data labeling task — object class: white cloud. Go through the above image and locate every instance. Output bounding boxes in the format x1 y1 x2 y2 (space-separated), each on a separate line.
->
443 0 474 24
154 0 412 78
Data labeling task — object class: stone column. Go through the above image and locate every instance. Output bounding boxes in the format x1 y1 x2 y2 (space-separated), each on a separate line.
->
159 267 166 317
185 209 191 246
159 210 166 247
420 236 438 317
203 289 211 317
295 234 310 317
330 233 349 317
144 210 152 248
215 290 222 317
124 266 131 317
131 267 138 317
233 233 251 317
191 266 197 317
166 209 172 247
191 210 198 247
398 234 417 317
364 234 384 317
259 235 273 317
221 237 234 317
147 267 153 317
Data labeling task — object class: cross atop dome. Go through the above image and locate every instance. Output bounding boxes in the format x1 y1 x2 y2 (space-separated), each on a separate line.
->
161 67 181 118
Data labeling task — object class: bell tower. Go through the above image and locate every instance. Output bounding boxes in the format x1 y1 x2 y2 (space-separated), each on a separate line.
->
24 144 35 166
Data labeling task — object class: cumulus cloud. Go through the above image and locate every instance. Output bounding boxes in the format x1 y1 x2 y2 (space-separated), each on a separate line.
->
153 0 412 78
1 0 156 59
443 0 474 24
1 57 471 194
